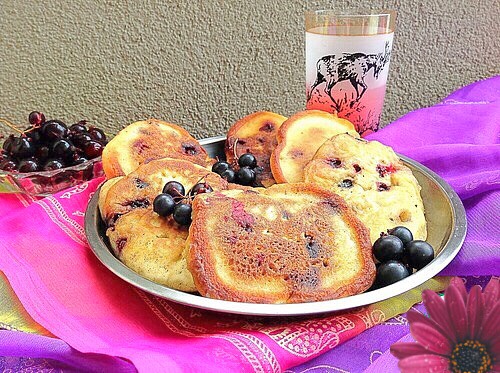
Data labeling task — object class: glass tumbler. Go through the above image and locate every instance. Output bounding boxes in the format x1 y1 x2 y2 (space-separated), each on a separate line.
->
305 10 396 135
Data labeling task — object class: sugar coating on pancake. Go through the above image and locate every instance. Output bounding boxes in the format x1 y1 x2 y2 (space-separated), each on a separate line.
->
304 134 427 243
270 110 359 184
107 209 196 292
225 111 287 187
101 157 228 224
102 119 213 178
187 183 375 304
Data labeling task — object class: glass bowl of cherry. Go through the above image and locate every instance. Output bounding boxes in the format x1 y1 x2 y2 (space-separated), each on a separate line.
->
0 111 106 197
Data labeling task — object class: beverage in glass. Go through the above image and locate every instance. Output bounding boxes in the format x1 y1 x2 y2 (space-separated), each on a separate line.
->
305 10 396 135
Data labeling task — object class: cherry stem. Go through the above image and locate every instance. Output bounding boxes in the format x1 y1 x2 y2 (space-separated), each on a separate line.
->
0 118 25 135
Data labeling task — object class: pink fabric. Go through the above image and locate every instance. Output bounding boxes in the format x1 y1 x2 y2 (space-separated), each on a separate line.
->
0 178 388 372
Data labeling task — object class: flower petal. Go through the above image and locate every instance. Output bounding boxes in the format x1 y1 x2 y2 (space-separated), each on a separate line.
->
477 302 500 343
483 277 500 314
466 285 484 339
445 283 468 341
399 354 451 373
410 322 453 355
450 277 468 302
391 342 431 359
422 289 457 342
489 334 500 357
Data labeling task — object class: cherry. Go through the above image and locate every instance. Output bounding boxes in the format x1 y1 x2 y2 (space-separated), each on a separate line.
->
18 159 39 173
70 132 92 147
42 120 68 141
51 139 74 158
43 159 65 171
35 145 50 160
0 158 18 172
189 182 213 197
88 127 106 143
2 135 15 153
83 141 103 159
10 137 35 158
69 121 87 133
28 111 45 126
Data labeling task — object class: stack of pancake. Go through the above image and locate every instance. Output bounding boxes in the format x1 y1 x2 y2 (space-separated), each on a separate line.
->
98 111 426 304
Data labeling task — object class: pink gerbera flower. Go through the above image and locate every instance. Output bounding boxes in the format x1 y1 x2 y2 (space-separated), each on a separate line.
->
391 277 499 373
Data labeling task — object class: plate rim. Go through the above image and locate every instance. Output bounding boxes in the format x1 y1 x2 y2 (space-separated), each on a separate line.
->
84 137 467 316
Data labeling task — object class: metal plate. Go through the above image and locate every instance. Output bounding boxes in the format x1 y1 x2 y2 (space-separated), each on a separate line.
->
84 136 467 316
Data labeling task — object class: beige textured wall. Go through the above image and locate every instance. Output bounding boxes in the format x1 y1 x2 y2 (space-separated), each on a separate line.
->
1 1 498 138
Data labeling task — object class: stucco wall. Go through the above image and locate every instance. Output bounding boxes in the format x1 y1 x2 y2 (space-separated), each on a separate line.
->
1 1 498 138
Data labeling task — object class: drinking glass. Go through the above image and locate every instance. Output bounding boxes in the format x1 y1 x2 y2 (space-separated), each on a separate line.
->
305 10 396 135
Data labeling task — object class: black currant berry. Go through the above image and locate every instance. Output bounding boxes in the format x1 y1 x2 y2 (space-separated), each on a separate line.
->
238 153 257 168
153 193 176 217
173 203 192 226
373 235 405 263
163 181 185 202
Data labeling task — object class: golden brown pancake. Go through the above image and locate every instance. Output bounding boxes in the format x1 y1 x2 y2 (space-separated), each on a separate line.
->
270 110 359 184
102 119 213 178
187 183 375 303
225 111 287 187
304 134 427 243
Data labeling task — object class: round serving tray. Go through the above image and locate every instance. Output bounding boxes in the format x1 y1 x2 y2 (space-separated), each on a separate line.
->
84 136 467 316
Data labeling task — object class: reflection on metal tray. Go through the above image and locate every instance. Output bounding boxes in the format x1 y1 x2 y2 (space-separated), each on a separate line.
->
84 136 466 316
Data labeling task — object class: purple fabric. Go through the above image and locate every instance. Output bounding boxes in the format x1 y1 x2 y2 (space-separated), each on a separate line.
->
290 76 500 372
1 77 499 372
0 330 136 372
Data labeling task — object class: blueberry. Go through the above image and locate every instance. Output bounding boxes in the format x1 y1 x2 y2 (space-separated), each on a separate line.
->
238 153 257 168
388 226 413 246
153 193 176 217
173 203 192 226
376 261 410 287
220 168 236 183
406 240 434 270
162 181 185 202
236 166 255 185
373 235 405 263
212 161 230 175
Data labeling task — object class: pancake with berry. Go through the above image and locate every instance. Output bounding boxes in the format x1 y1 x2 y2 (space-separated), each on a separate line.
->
102 119 213 178
186 183 375 303
303 133 426 243
225 111 287 187
107 208 196 292
100 157 228 225
98 177 123 220
270 110 359 184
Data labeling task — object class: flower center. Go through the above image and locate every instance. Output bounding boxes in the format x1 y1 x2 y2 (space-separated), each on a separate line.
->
450 340 492 373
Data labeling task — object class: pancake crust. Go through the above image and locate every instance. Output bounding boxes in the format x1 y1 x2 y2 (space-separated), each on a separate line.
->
107 209 196 292
304 134 427 243
270 110 359 184
187 183 375 304
101 157 228 224
102 119 213 178
225 111 287 187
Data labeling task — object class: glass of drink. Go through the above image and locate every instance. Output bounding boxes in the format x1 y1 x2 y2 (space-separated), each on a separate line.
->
305 10 396 136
